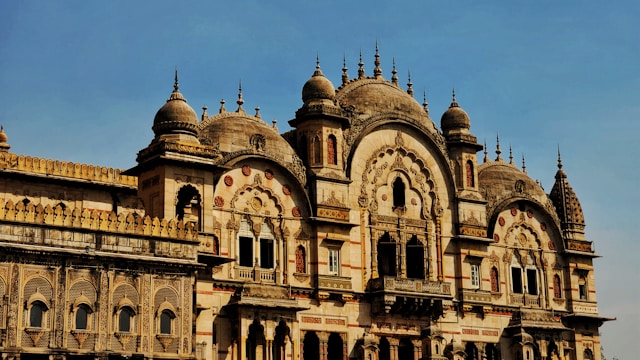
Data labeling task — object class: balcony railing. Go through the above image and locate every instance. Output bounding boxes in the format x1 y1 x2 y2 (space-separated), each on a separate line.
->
369 276 451 297
234 266 276 283
510 293 540 306
459 288 492 304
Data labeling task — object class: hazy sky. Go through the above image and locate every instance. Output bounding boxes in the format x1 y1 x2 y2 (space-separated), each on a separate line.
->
1 1 638 358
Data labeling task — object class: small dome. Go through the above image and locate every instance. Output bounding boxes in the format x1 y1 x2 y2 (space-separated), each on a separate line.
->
441 95 470 132
152 75 199 139
302 63 335 104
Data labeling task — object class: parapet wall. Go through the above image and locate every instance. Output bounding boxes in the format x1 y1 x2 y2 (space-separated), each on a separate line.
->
0 152 137 186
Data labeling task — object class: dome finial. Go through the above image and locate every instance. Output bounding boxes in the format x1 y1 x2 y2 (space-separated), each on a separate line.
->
174 67 179 92
495 133 503 161
406 69 413 97
0 125 10 152
391 57 398 86
557 145 563 170
373 41 382 78
236 80 244 112
450 88 459 107
358 49 365 79
422 89 429 115
509 144 514 164
483 139 489 163
255 106 261 119
219 99 226 113
522 154 527 173
201 105 208 121
342 53 349 85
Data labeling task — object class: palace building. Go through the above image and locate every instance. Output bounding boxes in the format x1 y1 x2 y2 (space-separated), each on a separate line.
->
0 50 610 360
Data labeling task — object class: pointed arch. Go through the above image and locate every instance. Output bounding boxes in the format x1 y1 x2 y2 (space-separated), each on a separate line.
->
466 160 475 187
312 135 321 164
295 245 306 273
327 134 337 165
176 184 201 230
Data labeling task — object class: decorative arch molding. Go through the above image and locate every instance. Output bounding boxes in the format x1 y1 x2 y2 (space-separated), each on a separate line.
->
218 152 306 186
357 143 443 220
503 222 543 250
344 112 450 175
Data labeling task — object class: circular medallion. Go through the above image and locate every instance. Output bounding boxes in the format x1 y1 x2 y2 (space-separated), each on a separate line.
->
381 194 388 201
282 185 291 195
242 165 251 176
527 210 534 218
510 207 518 216
224 176 233 186
411 198 417 205
498 216 505 226
214 196 224 207
548 240 555 250
251 197 262 211
292 206 301 217
540 222 547 231
264 169 274 180
493 233 500 242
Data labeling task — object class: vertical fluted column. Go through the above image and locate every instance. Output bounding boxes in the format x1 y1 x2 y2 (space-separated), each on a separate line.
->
388 338 400 360
319 332 329 360
412 339 422 360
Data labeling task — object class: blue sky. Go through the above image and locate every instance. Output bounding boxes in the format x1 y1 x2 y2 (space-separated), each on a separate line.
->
1 1 638 357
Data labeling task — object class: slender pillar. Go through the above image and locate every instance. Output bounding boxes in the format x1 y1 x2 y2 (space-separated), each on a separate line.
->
388 338 400 360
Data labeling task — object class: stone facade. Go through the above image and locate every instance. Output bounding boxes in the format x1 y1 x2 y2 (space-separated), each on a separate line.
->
0 51 610 360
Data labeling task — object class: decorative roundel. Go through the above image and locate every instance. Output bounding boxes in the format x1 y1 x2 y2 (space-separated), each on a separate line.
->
411 198 417 205
264 169 274 180
527 210 534 218
510 208 518 216
282 185 291 195
498 217 505 226
493 233 500 242
540 222 547 231
251 197 262 210
224 176 233 186
214 196 224 207
548 240 555 250
242 165 251 176
381 194 388 201
291 206 301 217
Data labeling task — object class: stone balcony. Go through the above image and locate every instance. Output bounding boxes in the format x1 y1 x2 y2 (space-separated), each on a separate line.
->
510 293 541 307
369 276 451 297
459 288 493 305
368 276 452 317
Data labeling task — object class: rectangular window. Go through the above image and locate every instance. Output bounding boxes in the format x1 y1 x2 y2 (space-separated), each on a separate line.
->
259 238 274 269
239 236 253 267
511 267 523 294
328 248 340 275
579 282 587 300
526 268 538 295
470 264 480 289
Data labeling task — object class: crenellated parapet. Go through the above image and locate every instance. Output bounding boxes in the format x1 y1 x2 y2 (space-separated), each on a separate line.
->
0 200 198 241
0 152 137 187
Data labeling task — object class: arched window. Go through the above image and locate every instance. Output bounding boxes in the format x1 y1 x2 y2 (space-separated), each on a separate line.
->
327 135 337 165
583 349 593 360
75 305 90 330
238 218 254 267
377 232 397 277
176 185 202 231
406 235 425 279
465 342 478 360
295 246 306 273
312 135 321 164
579 276 588 300
526 254 538 295
392 177 406 209
553 274 562 298
378 337 390 360
29 301 46 328
299 135 308 164
327 333 343 360
118 307 134 332
490 266 500 292
160 310 174 334
303 331 320 360
259 222 275 269
466 160 475 187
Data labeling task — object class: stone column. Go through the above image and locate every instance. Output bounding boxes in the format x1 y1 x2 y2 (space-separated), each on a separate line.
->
319 332 329 360
412 339 423 360
388 338 400 360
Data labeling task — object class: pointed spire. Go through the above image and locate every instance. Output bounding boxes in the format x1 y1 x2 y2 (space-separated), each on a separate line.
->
358 49 365 79
342 54 349 85
167 68 186 102
313 53 323 76
522 154 527 173
422 89 429 115
450 88 459 107
406 70 413 97
509 144 514 164
236 80 244 112
557 145 563 170
201 105 208 121
174 68 179 92
219 99 226 113
391 57 398 86
373 41 382 78
495 133 503 161
483 139 489 163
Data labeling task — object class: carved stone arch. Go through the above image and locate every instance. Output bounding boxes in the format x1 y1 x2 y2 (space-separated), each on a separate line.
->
504 222 542 250
487 197 562 242
359 145 440 220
